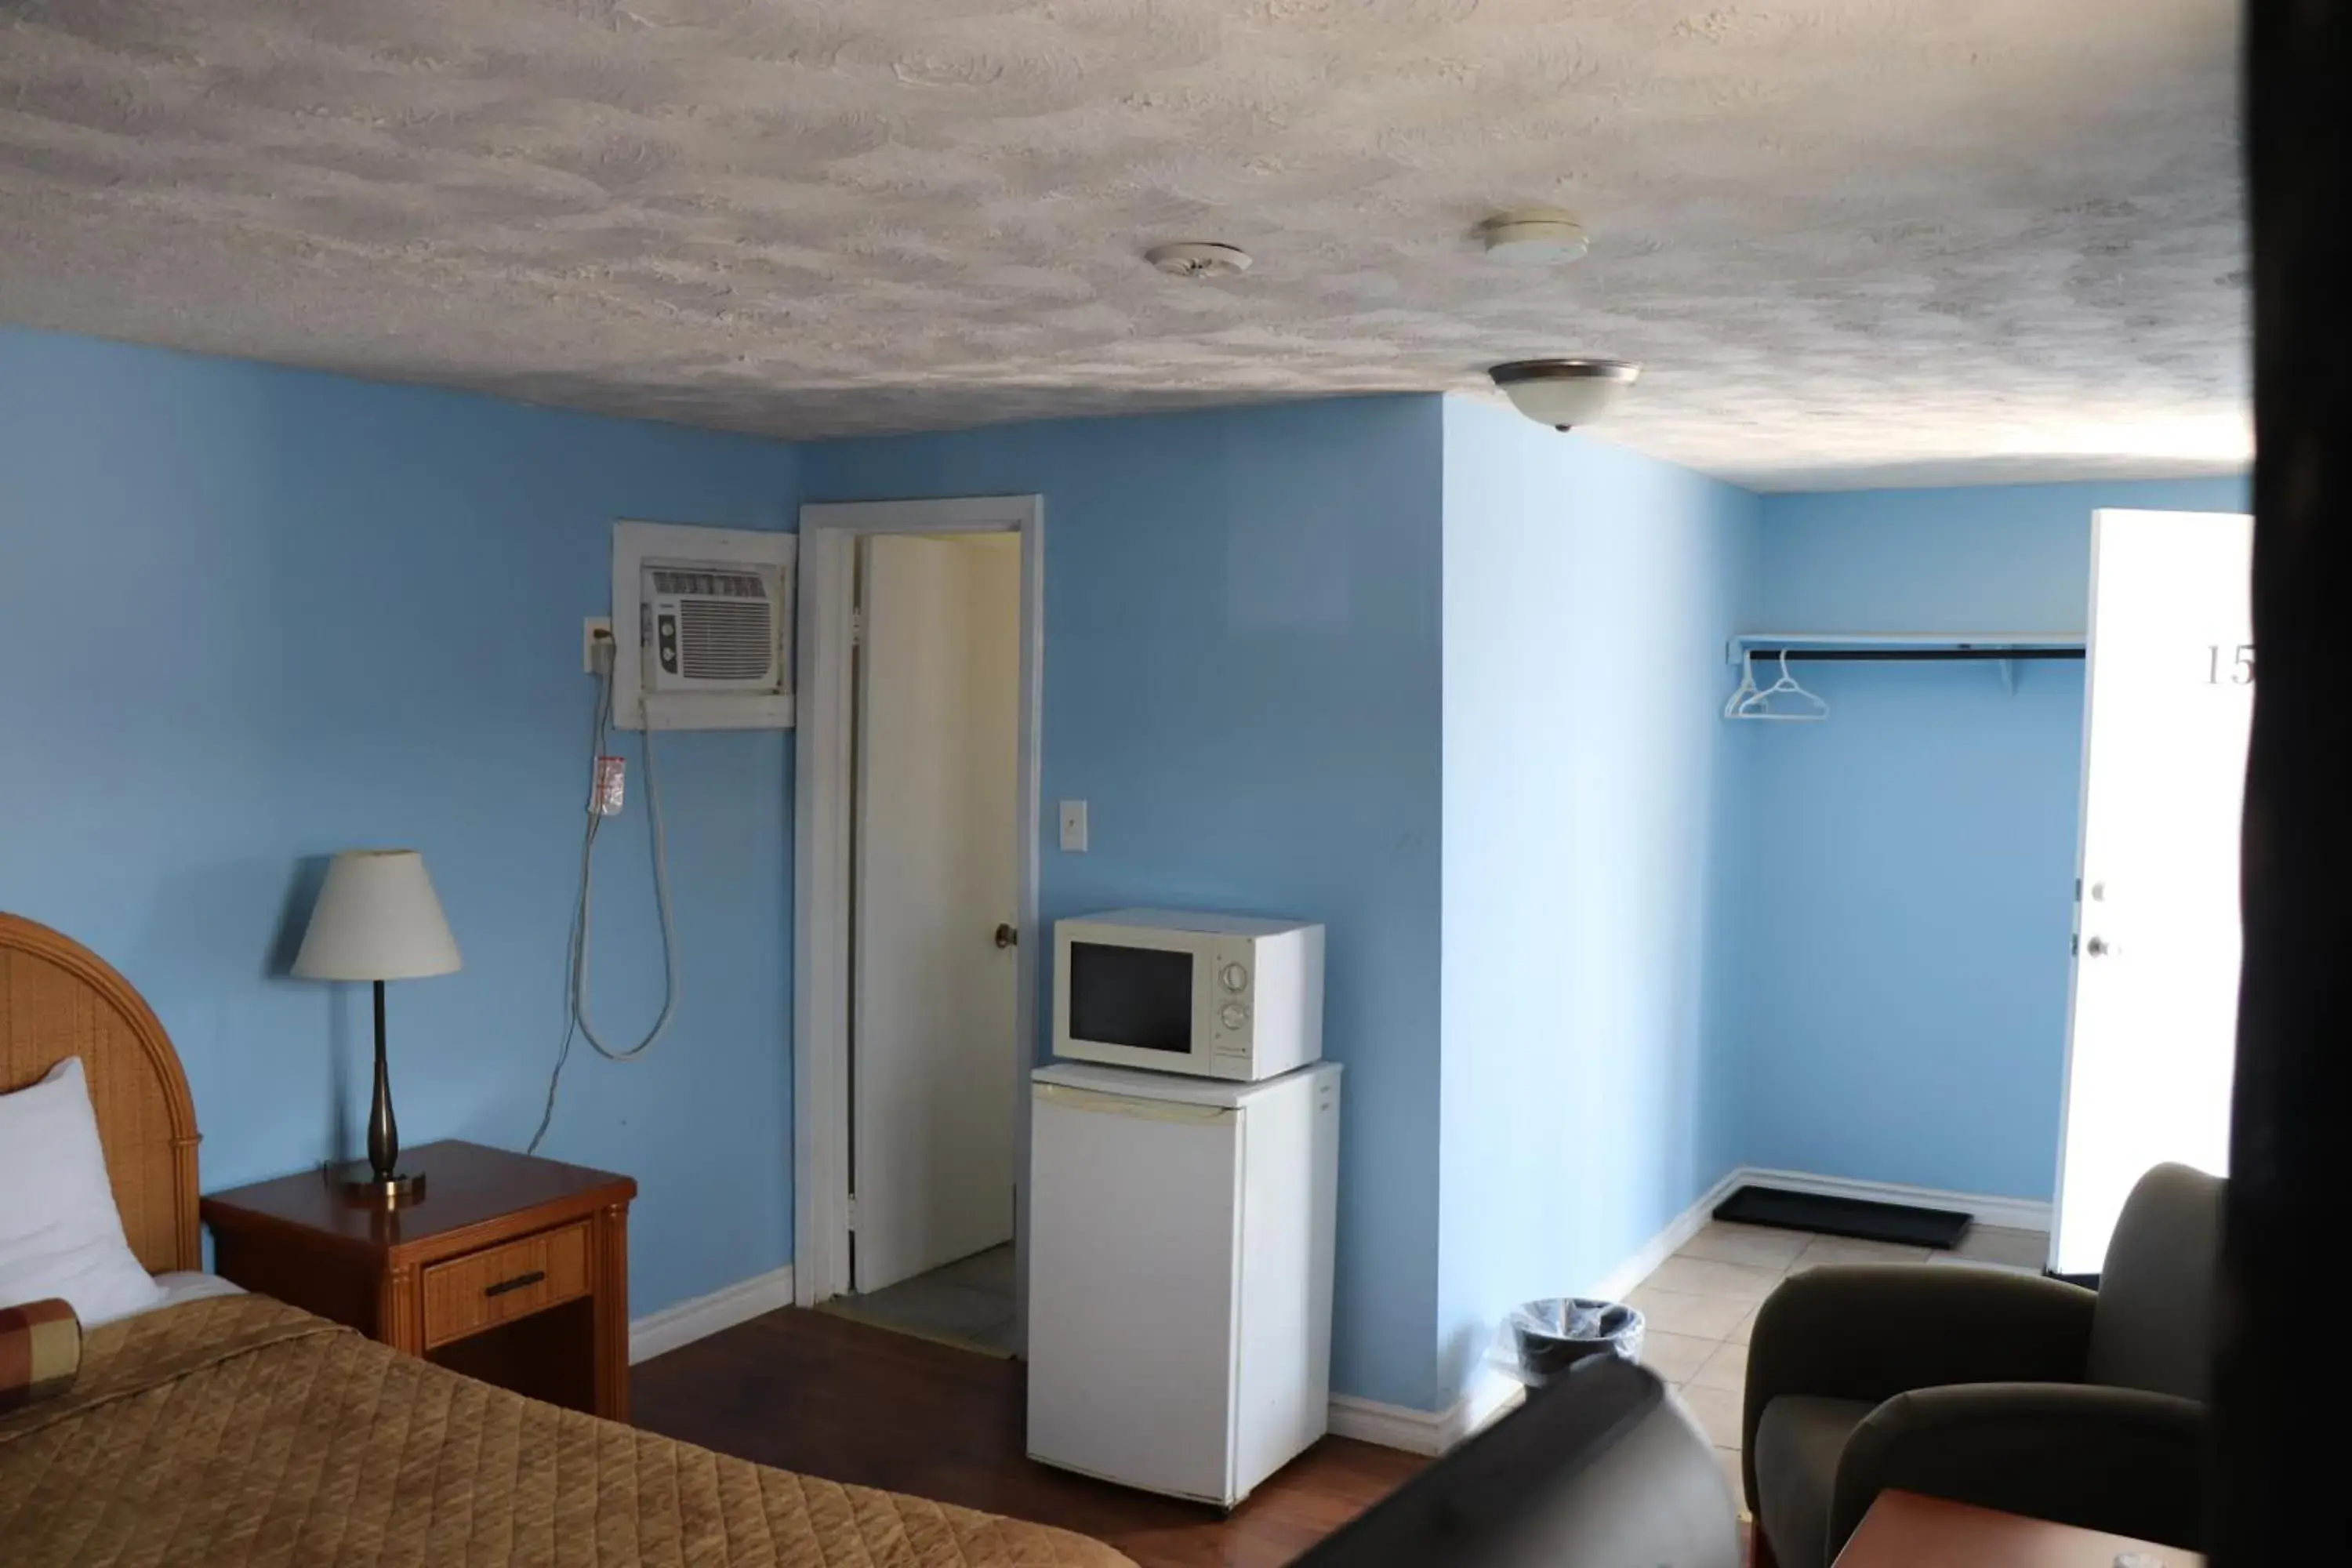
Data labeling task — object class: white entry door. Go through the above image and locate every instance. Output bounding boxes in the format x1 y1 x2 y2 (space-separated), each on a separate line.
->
2052 510 2254 1276
851 533 1023 1292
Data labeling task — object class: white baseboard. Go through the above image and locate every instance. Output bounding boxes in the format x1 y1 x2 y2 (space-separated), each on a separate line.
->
1457 1369 1526 1439
1589 1167 1749 1305
1327 1392 1450 1455
1328 1371 1525 1457
1733 1167 2052 1234
629 1265 796 1365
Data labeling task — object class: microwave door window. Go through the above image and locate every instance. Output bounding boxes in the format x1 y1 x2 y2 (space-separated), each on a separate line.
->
1069 942 1194 1053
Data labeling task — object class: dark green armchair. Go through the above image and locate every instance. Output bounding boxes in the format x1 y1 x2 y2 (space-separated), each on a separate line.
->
1742 1163 2222 1567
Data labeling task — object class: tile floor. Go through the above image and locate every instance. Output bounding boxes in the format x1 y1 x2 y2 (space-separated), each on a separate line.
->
818 1242 1019 1355
1624 1220 2051 1508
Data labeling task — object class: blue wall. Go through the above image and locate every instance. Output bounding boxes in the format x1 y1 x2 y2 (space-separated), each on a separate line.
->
1433 401 1759 1401
1729 478 2252 1200
0 327 802 1316
4 317 2259 1411
804 397 1450 1410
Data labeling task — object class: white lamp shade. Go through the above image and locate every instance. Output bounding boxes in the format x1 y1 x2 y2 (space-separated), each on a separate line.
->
293 850 462 981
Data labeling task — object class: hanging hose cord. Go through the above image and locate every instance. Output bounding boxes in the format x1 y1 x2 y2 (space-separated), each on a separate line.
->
528 642 681 1154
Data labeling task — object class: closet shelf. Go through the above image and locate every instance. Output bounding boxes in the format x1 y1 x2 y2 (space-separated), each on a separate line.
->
1724 632 2086 665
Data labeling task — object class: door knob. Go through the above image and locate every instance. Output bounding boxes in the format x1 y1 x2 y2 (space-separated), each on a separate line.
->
994 923 1018 949
2085 935 2112 956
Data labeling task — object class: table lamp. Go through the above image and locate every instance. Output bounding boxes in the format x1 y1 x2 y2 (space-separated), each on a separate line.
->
293 849 461 1203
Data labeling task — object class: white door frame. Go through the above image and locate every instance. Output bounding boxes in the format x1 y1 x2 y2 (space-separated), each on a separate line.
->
793 495 1044 1326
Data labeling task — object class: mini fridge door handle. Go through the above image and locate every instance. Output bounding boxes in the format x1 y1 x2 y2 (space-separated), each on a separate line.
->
1033 1083 1236 1123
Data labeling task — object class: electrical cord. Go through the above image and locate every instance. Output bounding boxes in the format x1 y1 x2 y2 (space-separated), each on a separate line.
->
528 637 682 1153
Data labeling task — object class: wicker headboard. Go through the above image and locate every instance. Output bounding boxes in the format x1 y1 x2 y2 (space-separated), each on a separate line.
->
0 913 201 1273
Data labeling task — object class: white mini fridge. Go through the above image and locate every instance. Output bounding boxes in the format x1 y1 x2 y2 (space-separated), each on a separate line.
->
1025 1059 1341 1508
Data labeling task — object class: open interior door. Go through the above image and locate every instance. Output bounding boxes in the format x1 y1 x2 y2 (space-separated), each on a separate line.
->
851 533 1023 1292
2052 510 2254 1275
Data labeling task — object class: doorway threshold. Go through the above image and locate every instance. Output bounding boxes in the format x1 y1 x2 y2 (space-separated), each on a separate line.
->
816 1243 1018 1359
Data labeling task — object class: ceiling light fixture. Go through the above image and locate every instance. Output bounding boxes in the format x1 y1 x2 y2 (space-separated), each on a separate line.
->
1489 359 1642 430
1478 209 1590 265
1145 241 1253 278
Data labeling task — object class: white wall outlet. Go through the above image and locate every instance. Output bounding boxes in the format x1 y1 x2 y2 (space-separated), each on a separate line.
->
583 616 614 673
1058 800 1089 853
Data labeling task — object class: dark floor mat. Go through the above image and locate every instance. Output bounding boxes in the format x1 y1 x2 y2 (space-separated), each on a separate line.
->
1712 1185 1970 1249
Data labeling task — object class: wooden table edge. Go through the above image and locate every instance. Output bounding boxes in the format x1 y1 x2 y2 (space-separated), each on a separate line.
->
1835 1490 2206 1568
201 1179 636 1264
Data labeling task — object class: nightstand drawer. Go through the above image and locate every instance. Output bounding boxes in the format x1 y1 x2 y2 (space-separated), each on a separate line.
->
422 1221 591 1349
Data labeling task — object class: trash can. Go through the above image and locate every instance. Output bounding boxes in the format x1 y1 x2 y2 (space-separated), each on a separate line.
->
1502 1298 1646 1386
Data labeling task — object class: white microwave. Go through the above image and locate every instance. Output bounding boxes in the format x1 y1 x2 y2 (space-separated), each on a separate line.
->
1052 909 1325 1082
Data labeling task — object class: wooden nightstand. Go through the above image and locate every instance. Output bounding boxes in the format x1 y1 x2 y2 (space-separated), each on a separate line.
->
200 1140 637 1422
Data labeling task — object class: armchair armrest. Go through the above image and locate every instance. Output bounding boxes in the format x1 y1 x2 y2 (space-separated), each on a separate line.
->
1829 1382 2207 1559
1742 1265 2095 1503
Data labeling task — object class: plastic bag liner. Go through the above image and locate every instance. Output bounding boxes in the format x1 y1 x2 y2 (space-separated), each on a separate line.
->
1496 1298 1646 1387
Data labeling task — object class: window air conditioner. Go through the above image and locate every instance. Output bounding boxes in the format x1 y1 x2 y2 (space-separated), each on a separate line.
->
643 565 782 693
611 520 797 731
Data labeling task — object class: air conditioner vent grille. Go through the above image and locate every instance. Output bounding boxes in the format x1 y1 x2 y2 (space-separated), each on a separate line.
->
652 568 766 599
679 600 774 681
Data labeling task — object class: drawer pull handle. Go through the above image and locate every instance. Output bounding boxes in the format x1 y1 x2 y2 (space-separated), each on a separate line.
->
483 1269 546 1298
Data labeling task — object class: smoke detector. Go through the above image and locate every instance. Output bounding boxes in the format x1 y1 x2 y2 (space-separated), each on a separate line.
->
1478 209 1590 265
1489 359 1642 430
1146 242 1253 278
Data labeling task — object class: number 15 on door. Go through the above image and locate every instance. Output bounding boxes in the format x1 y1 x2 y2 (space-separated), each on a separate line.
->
2206 643 2255 685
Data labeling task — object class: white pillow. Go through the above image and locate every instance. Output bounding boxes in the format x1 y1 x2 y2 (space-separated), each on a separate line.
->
0 1057 168 1325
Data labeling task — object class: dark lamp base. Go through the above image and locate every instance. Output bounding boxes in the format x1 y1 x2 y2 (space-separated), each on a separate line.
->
336 1163 426 1205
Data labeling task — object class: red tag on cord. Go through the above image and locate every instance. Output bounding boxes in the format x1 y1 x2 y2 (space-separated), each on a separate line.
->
592 756 626 816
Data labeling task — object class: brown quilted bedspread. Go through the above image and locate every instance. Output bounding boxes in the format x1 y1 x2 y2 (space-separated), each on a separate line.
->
0 1294 1131 1568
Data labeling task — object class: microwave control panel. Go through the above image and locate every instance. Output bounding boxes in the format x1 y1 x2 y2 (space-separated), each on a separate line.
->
1211 943 1252 1059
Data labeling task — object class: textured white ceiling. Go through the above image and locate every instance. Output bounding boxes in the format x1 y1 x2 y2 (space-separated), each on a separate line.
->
0 0 2246 489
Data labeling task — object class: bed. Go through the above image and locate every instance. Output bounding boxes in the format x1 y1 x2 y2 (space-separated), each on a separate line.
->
0 912 1131 1567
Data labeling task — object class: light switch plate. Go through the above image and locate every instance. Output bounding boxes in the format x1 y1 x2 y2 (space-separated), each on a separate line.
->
1058 800 1089 853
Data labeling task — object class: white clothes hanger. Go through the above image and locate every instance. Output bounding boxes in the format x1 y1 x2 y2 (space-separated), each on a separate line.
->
1724 649 1829 721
